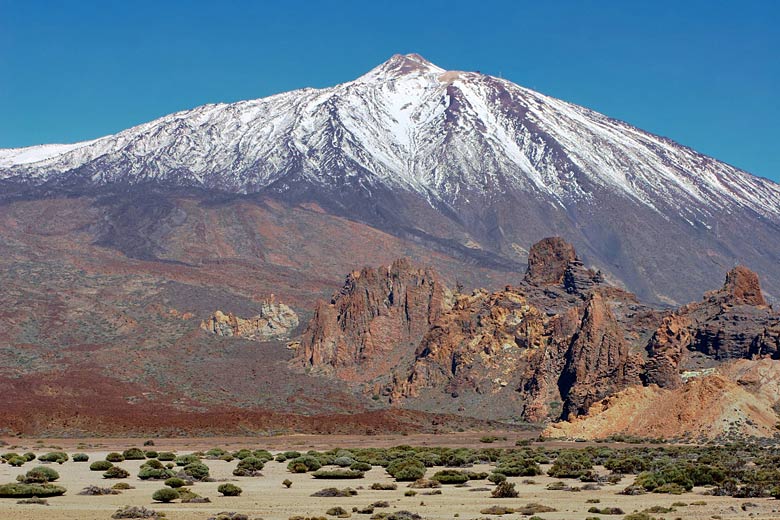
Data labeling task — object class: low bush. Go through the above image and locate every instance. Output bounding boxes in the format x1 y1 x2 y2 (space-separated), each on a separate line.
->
283 478 292 488
137 464 176 480
350 461 372 472
218 483 243 496
157 452 176 461
37 452 68 464
312 469 365 479
79 485 119 495
325 506 350 518
287 455 322 473
144 451 158 459
111 505 161 519
386 458 425 481
431 469 470 484
105 453 125 463
370 482 397 490
72 453 89 462
183 462 210 481
103 466 130 479
311 487 358 497
90 460 113 471
0 483 66 498
152 487 179 502
491 481 518 498
164 477 187 488
587 506 624 514
122 448 146 460
233 456 265 476
19 466 60 483
175 454 200 466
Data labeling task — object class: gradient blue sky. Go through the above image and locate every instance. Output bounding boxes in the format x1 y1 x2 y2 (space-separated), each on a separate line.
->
1 0 778 181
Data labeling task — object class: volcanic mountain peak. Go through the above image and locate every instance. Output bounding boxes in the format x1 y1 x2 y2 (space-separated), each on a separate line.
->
2 54 780 304
358 53 446 82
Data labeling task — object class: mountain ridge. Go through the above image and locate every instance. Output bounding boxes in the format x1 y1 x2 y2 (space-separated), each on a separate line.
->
1 53 779 305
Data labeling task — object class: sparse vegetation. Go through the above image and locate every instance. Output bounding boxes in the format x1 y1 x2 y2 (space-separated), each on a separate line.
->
218 483 243 496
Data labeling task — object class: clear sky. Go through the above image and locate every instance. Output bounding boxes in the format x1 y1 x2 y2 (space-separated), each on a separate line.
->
1 0 778 181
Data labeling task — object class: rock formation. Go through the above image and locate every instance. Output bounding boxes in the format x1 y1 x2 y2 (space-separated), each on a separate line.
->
558 292 644 417
296 258 451 383
201 301 299 340
645 266 779 389
295 239 779 428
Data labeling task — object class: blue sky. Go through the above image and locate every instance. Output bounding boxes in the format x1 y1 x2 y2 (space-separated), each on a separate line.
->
1 0 778 181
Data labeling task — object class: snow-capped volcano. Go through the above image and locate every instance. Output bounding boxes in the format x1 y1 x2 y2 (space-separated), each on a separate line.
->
2 54 779 304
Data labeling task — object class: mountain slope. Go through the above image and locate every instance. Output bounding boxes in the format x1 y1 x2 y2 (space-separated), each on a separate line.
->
2 53 779 304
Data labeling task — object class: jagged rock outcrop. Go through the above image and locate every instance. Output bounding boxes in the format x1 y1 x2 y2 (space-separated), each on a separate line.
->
558 293 644 417
294 240 779 427
525 236 603 296
296 258 451 383
722 265 767 306
525 237 577 285
645 266 779 389
201 301 299 340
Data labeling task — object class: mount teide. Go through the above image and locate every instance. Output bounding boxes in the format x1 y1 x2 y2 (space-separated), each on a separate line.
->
2 53 779 304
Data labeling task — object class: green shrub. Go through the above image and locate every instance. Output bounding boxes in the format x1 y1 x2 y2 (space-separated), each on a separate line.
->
333 456 356 467
491 481 519 498
488 473 507 484
431 469 470 484
144 451 158 459
90 460 113 471
122 448 145 460
164 477 187 488
175 454 200 466
587 506 624 514
0 483 66 498
233 456 264 476
325 506 350 518
157 452 176 461
287 455 322 473
370 482 397 490
152 487 179 502
350 461 372 472
283 478 292 488
312 469 365 479
72 453 89 462
7 457 25 467
105 452 125 463
19 466 60 483
217 483 242 496
38 452 68 464
23 453 36 462
205 448 227 459
253 449 274 462
103 466 130 479
386 457 425 481
547 451 593 479
495 458 542 476
183 462 210 481
138 464 176 480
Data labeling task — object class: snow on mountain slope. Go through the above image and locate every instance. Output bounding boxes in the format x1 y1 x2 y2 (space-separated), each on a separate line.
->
2 53 779 225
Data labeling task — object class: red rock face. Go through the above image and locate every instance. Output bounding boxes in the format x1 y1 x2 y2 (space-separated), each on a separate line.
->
645 266 779 389
297 240 780 424
296 258 450 383
525 237 577 285
559 292 644 417
723 265 767 306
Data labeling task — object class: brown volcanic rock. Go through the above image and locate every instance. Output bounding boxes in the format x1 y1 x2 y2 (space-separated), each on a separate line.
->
722 265 767 306
296 258 451 383
645 266 779 389
525 237 576 285
559 292 643 417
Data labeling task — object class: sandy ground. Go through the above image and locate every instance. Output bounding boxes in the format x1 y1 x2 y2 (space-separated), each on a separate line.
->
1 440 779 520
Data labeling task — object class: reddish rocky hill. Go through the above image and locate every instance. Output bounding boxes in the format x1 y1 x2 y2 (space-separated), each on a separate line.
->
295 237 780 435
